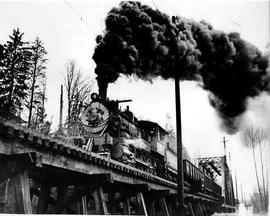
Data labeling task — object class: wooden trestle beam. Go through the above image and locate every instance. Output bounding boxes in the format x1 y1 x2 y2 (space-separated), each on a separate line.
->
92 186 108 215
136 192 148 216
122 196 131 215
35 185 51 213
12 169 32 213
0 119 224 215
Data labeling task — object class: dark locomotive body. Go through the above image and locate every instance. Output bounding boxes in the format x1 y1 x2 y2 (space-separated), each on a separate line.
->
78 93 235 213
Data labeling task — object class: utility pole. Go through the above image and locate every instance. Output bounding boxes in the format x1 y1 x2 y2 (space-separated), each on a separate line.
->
59 85 63 131
240 183 244 204
172 15 185 216
234 168 239 204
221 137 228 157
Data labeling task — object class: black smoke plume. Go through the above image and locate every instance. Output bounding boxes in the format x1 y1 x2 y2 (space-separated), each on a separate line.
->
93 1 270 133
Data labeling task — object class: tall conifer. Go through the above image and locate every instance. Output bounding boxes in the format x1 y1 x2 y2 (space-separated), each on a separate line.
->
0 28 31 120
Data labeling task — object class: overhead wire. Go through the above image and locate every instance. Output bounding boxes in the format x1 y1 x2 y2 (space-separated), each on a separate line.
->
149 0 173 24
83 0 105 31
150 0 161 14
83 0 98 18
64 1 96 37
228 18 242 29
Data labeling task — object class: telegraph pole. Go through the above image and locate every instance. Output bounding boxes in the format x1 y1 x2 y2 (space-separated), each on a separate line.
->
59 85 63 132
175 73 184 215
235 168 239 204
221 137 228 157
172 16 185 215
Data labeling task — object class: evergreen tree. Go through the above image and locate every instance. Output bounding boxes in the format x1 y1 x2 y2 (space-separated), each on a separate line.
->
0 44 5 91
0 28 32 120
0 43 4 67
27 37 47 128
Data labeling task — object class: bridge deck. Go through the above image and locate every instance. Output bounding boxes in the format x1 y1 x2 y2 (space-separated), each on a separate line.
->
0 118 224 215
0 118 177 193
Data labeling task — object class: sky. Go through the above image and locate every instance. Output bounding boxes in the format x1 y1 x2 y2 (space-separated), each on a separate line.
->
0 0 269 198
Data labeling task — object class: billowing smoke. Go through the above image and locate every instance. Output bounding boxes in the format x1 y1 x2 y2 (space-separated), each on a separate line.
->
92 1 270 133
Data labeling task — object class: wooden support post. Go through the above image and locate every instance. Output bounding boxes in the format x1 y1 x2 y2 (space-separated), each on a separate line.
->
31 194 39 213
188 202 195 216
145 198 155 216
82 196 87 214
167 201 173 216
12 169 32 214
108 192 116 214
92 186 108 215
56 185 69 214
46 183 100 214
123 197 131 215
136 192 148 216
36 185 51 213
0 178 10 212
150 201 156 216
160 198 170 216
193 201 203 216
199 202 205 216
74 185 85 215
76 197 84 214
76 199 81 214
201 202 207 216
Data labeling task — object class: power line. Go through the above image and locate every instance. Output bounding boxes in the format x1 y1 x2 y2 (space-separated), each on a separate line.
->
83 0 104 26
228 18 242 29
64 1 95 36
83 0 98 18
150 0 159 12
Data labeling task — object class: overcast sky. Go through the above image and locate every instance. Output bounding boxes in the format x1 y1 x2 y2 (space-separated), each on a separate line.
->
0 0 269 198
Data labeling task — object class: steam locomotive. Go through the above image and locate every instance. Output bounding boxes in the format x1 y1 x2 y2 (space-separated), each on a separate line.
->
79 93 217 185
79 92 182 181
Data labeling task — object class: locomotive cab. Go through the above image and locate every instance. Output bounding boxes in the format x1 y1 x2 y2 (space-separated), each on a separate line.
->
138 120 169 177
138 120 168 156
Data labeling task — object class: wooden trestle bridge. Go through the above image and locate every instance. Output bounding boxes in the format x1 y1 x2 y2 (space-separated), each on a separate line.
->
0 118 221 215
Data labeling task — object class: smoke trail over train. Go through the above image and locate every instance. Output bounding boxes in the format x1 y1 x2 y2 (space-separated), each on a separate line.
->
92 1 270 133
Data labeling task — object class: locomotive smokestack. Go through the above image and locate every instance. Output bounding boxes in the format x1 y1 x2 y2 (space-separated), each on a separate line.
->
98 79 108 100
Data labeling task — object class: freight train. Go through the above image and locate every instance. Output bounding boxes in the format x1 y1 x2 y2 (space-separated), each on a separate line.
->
77 93 235 214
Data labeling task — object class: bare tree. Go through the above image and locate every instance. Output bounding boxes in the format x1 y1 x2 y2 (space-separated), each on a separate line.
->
27 37 47 128
64 60 93 136
250 185 269 213
243 126 263 209
257 129 268 211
